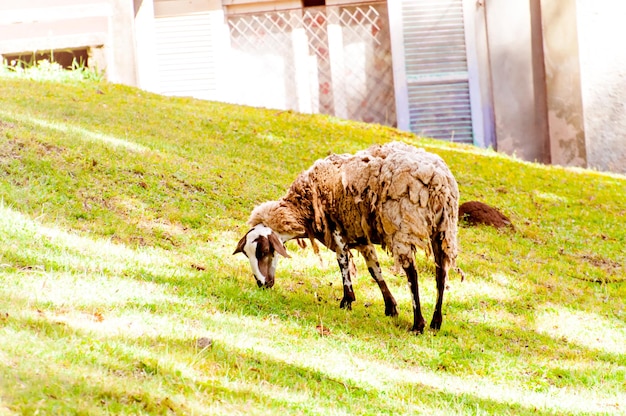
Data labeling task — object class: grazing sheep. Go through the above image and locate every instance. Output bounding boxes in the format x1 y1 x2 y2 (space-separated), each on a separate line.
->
234 141 459 333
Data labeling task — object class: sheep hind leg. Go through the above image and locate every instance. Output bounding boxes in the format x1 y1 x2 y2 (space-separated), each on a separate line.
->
357 246 397 317
429 235 448 331
400 255 426 334
337 251 356 310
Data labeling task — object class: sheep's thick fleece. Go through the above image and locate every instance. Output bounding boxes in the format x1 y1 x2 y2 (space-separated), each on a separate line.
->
248 141 459 269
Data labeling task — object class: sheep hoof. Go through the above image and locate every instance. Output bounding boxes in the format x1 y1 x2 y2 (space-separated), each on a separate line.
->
429 319 442 331
430 313 443 331
410 325 425 334
339 298 353 310
411 319 426 334
385 304 398 317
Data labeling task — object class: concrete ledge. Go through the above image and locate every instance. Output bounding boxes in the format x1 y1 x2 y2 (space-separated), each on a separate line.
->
0 34 106 55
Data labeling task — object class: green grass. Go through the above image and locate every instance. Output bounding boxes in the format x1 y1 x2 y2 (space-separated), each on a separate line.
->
1 73 625 415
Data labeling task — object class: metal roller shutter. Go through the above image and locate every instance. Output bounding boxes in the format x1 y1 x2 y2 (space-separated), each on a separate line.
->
402 0 473 143
154 13 216 100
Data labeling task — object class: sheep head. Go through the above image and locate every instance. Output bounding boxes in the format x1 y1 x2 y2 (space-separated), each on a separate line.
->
233 224 290 288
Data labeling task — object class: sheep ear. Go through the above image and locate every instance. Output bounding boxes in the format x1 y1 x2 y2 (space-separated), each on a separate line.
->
233 233 248 255
269 232 291 258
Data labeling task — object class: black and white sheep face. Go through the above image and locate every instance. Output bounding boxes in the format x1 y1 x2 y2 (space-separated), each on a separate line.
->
233 224 290 288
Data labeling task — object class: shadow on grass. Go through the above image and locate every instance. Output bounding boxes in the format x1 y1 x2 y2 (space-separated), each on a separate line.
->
1 205 623 413
90 250 625 373
0 313 586 416
117 263 625 410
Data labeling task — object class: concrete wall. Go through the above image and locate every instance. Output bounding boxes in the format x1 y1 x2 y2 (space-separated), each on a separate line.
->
576 0 626 174
133 0 159 92
107 0 138 85
0 0 109 56
484 0 550 163
484 0 591 169
540 0 587 168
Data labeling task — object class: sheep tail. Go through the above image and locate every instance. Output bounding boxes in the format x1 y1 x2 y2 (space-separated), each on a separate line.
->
455 266 466 282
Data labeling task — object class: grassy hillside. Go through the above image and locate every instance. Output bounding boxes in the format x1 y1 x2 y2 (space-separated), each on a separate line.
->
0 75 624 415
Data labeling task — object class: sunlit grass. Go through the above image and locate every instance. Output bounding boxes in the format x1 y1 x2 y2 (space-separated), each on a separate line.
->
535 304 626 356
0 109 149 152
1 75 625 414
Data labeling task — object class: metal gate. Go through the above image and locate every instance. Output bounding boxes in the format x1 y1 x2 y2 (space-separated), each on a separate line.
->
400 0 474 143
226 2 396 127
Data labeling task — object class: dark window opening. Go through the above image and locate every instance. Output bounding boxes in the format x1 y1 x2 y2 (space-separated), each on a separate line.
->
2 48 90 70
303 0 326 7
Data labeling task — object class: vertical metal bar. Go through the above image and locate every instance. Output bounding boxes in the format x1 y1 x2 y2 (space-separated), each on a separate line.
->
463 0 486 147
388 0 410 131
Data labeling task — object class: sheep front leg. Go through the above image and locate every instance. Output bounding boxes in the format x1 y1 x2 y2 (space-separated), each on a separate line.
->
332 230 356 310
357 245 398 317
400 255 426 334
337 250 356 310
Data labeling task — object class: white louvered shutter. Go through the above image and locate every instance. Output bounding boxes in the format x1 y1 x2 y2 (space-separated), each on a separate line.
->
154 13 216 100
401 0 473 143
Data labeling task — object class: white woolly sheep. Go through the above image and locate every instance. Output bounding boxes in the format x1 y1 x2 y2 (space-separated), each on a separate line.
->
234 141 459 333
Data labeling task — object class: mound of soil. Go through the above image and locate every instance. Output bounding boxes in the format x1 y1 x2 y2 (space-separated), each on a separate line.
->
459 201 514 229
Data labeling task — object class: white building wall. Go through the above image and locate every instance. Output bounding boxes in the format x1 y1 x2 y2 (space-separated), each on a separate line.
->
577 0 626 174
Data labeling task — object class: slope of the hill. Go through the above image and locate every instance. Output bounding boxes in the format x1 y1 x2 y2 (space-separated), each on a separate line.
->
0 76 624 415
